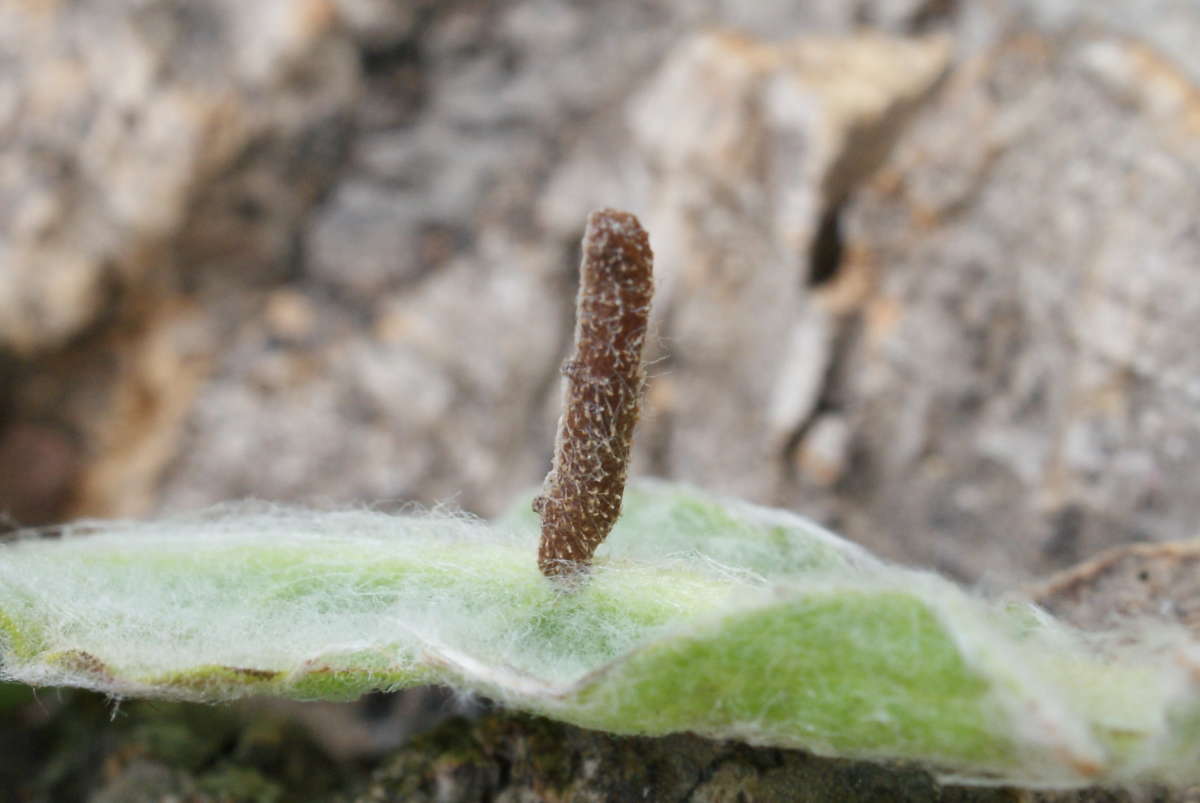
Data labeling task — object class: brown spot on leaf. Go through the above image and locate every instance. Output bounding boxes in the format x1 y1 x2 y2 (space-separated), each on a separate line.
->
222 666 281 681
57 649 113 680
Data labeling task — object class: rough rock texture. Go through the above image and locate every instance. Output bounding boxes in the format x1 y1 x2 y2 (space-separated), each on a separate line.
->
347 715 1018 803
1032 540 1200 635
0 0 357 521
836 21 1200 583
3 691 1184 803
0 0 964 523
7 0 1200 799
614 30 952 505
0 689 348 802
347 713 1200 803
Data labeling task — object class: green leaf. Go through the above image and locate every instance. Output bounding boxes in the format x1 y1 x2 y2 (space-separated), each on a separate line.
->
1 481 1197 787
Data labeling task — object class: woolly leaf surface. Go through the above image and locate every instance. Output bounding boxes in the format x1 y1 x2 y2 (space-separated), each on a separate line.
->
1 481 1198 787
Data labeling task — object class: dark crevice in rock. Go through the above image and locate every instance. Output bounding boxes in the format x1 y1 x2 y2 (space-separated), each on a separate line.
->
1043 503 1085 567
808 200 847 288
911 0 961 33
360 40 428 129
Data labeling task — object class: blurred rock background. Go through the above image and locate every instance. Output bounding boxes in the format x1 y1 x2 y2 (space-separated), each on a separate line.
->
6 0 1200 799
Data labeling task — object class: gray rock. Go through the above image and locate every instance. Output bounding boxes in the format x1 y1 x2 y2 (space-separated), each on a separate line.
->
0 0 357 520
838 26 1200 582
8 0 1200 798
